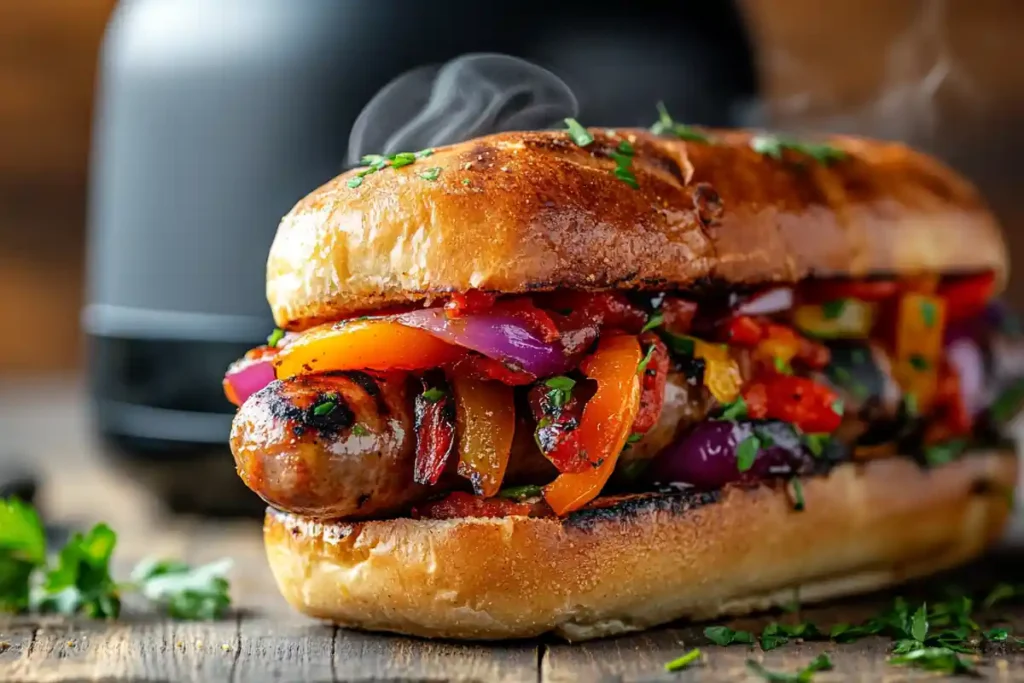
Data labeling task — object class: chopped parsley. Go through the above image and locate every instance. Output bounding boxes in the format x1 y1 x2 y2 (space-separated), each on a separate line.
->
736 435 760 472
266 328 285 348
821 299 847 320
641 311 663 333
544 376 576 409
661 331 696 356
830 399 844 416
418 167 442 181
923 439 966 467
803 433 830 457
312 395 338 417
909 354 930 371
564 118 594 147
349 150 435 188
773 356 793 375
750 134 847 165
626 432 644 444
787 478 806 511
719 397 747 421
496 484 543 500
389 151 417 168
704 625 755 646
664 648 702 672
351 424 369 437
421 387 445 403
746 653 832 682
636 345 657 375
920 299 938 328
461 178 471 186
609 138 639 189
649 102 710 143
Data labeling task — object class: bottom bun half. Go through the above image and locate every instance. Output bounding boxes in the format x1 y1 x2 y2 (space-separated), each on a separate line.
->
264 451 1017 641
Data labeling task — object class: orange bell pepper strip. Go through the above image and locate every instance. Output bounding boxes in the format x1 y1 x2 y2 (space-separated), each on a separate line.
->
543 335 642 516
892 293 946 411
273 319 463 379
450 371 516 497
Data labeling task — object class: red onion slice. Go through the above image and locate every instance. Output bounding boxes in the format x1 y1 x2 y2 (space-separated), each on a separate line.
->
223 358 276 406
396 308 573 378
736 287 794 316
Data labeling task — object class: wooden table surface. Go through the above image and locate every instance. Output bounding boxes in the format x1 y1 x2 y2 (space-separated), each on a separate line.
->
3 379 1024 682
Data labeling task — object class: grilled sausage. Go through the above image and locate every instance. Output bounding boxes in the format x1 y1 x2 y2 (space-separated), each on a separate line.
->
230 371 428 519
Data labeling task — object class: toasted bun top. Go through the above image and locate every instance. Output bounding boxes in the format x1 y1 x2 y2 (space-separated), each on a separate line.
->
266 129 1007 329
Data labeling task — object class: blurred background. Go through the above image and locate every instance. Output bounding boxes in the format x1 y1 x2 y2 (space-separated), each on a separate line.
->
1 0 1023 519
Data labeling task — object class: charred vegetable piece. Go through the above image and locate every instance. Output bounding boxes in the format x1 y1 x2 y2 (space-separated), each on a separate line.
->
413 378 456 485
529 379 589 473
633 333 670 433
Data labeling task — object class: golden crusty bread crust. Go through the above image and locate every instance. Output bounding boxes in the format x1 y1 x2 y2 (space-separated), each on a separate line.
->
266 129 1007 329
264 451 1016 640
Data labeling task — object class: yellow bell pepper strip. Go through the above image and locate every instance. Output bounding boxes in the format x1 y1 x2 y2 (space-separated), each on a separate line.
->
691 339 742 404
892 293 946 411
273 319 463 379
792 299 874 339
450 371 516 497
544 335 642 515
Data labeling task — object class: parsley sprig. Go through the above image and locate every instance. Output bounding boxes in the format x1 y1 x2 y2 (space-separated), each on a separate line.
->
0 497 231 620
650 102 710 143
750 134 847 165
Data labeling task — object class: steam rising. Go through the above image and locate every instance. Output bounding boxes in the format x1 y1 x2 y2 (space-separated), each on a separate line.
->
348 54 578 164
738 0 983 147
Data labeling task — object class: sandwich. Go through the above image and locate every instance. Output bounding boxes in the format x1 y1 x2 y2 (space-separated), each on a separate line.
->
223 119 1023 641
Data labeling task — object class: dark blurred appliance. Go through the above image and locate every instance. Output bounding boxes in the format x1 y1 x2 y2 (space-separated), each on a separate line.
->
84 0 758 515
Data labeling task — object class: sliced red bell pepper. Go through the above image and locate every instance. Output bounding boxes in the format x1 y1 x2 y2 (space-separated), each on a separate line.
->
450 372 516 497
528 383 589 474
632 333 669 433
743 376 844 433
412 379 456 485
724 315 763 346
412 492 532 520
543 335 642 515
938 272 996 322
273 319 464 379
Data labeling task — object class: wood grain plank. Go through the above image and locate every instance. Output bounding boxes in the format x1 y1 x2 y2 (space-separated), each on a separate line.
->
334 628 539 683
0 616 240 683
231 615 334 683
